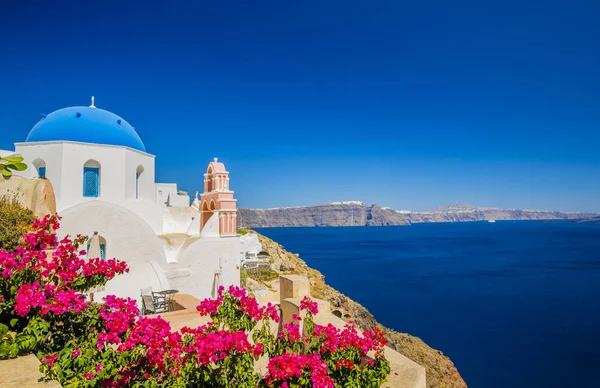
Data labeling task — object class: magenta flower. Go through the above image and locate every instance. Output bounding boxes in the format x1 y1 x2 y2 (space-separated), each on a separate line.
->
292 313 302 321
40 354 58 367
299 296 319 315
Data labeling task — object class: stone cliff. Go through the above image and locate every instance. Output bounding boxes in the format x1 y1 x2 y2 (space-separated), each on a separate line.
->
238 202 598 228
239 203 410 228
245 232 467 388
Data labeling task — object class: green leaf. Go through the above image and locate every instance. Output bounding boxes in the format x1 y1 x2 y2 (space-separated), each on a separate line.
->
0 342 9 357
1 156 23 162
0 323 8 337
9 318 18 328
1 168 11 177
9 162 28 171
9 343 19 358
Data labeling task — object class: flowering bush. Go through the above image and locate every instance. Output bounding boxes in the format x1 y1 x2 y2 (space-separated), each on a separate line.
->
0 215 390 387
0 215 128 358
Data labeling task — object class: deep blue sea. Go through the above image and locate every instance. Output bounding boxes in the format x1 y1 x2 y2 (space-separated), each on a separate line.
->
256 221 600 388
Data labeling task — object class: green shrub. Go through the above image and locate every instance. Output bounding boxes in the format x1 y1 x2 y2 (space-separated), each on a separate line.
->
247 269 279 282
240 268 249 288
0 196 35 252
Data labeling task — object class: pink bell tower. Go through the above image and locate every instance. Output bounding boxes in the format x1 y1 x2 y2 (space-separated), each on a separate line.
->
200 158 237 236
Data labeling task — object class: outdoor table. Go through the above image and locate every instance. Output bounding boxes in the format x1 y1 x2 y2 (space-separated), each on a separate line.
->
154 290 179 311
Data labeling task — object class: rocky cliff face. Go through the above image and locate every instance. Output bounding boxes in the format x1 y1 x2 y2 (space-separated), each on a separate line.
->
238 203 410 228
251 232 467 388
239 202 598 228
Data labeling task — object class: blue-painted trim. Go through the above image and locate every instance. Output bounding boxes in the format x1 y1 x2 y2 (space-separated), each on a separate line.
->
83 167 99 197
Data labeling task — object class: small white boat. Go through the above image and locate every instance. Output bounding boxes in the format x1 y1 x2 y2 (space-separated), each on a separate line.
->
488 220 496 223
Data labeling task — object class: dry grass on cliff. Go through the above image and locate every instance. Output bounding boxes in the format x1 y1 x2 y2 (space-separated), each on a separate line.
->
253 231 467 388
0 195 36 252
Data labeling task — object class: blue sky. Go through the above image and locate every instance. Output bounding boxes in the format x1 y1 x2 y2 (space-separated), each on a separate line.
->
1 1 598 211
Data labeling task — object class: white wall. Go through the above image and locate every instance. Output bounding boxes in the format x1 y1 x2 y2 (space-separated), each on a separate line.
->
15 141 163 233
201 211 221 237
155 183 176 206
16 142 155 210
125 201 164 233
162 207 199 234
166 235 242 300
58 200 170 303
169 193 190 208
157 233 190 264
155 183 190 208
60 142 124 208
15 142 65 198
187 214 201 234
125 149 155 201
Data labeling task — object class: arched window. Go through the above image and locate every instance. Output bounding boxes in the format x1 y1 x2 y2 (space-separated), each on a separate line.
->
206 165 214 192
136 165 144 199
87 233 107 260
33 158 46 178
83 160 101 197
201 200 214 229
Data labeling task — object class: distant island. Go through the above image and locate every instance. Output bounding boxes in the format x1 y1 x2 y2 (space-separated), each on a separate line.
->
238 202 600 228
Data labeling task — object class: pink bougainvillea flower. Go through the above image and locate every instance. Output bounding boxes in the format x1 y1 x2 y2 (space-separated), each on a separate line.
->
40 354 58 367
299 296 319 315
335 359 355 369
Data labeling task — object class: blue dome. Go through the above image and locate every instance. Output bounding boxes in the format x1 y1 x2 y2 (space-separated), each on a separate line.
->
26 106 146 152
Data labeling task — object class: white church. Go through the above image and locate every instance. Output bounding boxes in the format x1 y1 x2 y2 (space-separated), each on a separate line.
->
4 98 249 304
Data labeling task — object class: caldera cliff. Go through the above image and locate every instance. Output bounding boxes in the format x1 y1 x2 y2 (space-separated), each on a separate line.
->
239 202 598 228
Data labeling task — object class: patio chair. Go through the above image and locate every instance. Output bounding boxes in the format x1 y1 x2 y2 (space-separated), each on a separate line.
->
140 287 167 314
140 286 166 304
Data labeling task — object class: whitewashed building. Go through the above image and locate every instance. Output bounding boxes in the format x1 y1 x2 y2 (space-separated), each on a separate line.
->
7 98 244 304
